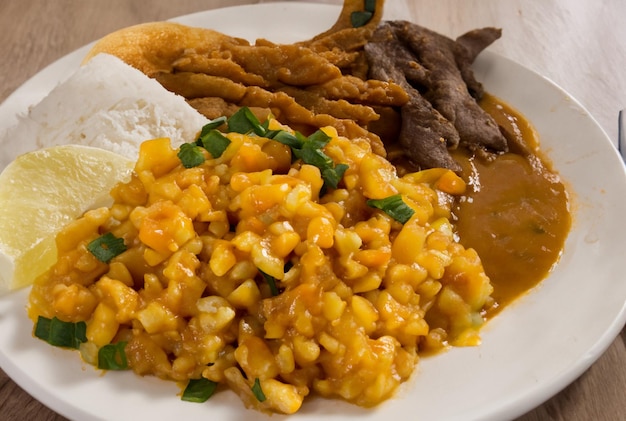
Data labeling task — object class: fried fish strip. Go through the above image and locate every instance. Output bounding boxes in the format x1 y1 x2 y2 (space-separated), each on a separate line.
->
155 72 247 102
84 19 398 155
83 22 249 77
172 54 268 87
304 0 385 46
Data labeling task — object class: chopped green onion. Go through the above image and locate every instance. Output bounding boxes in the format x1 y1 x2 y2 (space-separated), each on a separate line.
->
351 11 373 27
251 378 266 402
287 129 348 189
367 194 415 224
305 129 331 149
198 116 228 136
269 130 303 149
197 130 231 159
182 378 218 403
322 163 349 190
292 145 332 171
34 316 87 349
260 270 280 296
87 232 126 263
228 107 266 136
178 143 206 168
98 341 129 370
192 108 349 190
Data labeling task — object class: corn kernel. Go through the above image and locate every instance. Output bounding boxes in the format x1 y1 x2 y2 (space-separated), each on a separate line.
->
135 137 180 177
235 336 279 379
136 301 178 334
260 378 305 415
86 303 119 347
276 344 296 374
251 242 284 280
351 272 383 293
358 153 398 199
334 228 362 255
292 335 320 364
350 295 378 333
209 240 237 276
135 200 195 255
231 231 262 253
271 231 301 258
95 276 139 323
318 332 341 354
353 249 391 268
297 164 323 197
391 219 427 264
307 216 334 249
321 291 346 322
227 279 262 309
177 184 211 219
51 284 97 322
105 262 134 287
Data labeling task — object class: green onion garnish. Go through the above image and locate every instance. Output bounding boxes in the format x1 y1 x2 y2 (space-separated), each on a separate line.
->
188 107 349 190
270 130 303 149
322 163 349 190
260 270 280 296
228 107 266 136
34 316 87 349
351 11 373 27
351 0 376 27
97 341 129 370
286 129 348 190
182 378 218 403
197 130 231 159
251 378 266 402
199 116 228 135
87 232 127 263
178 143 206 168
366 194 415 224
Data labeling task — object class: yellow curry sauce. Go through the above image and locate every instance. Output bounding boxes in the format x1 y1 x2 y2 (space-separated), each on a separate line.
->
452 94 571 315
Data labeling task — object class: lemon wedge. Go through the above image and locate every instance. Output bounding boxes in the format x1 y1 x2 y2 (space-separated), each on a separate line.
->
0 145 134 293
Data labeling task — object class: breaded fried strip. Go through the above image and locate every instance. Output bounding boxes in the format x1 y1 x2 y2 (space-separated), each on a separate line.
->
172 54 268 87
238 87 386 156
306 0 385 43
155 72 247 102
310 76 408 105
83 17 393 157
83 22 249 76
226 44 342 87
188 97 272 122
187 97 241 120
279 87 379 126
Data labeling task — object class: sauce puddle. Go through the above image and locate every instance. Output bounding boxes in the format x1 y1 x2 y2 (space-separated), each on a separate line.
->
452 94 571 317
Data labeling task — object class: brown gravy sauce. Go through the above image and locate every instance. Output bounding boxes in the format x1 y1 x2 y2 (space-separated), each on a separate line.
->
451 94 571 316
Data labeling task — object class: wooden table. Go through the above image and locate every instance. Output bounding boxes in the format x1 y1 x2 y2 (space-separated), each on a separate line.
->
1 1 624 420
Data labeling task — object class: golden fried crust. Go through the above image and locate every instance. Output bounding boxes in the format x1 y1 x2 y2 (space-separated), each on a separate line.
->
83 22 249 76
81 11 401 159
309 0 385 41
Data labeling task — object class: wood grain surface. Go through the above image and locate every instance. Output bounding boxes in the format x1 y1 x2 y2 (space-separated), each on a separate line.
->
1 1 624 420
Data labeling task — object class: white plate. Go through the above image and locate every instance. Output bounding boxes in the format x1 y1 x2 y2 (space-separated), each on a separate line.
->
1 3 626 421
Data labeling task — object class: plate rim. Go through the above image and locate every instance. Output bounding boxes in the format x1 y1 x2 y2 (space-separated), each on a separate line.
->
1 3 625 421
